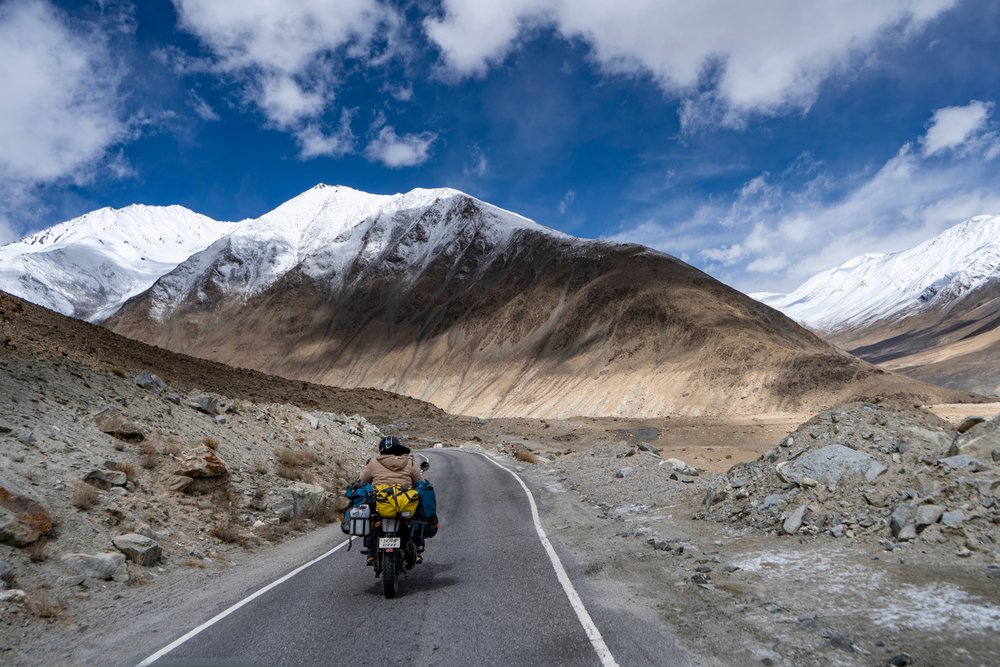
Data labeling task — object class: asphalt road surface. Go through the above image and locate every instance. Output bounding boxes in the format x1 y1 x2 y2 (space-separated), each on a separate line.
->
134 449 689 667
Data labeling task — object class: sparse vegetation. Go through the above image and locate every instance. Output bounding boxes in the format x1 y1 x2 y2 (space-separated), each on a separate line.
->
513 444 539 464
109 366 126 378
202 436 220 450
116 461 136 478
275 446 318 467
210 521 244 544
164 440 182 456
71 481 99 510
27 594 65 619
26 540 48 563
253 460 269 474
140 453 158 469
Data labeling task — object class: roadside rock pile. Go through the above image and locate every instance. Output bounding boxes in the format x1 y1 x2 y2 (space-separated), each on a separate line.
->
699 401 999 558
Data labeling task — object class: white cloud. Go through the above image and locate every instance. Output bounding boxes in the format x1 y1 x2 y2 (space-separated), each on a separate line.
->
612 102 1000 292
382 82 414 102
298 109 356 159
464 146 488 177
189 92 219 121
559 189 576 214
0 214 17 245
921 100 992 156
426 0 956 126
0 0 126 185
172 0 401 149
364 126 436 167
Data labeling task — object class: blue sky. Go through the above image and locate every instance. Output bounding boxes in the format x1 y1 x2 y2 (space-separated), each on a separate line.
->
1 0 999 292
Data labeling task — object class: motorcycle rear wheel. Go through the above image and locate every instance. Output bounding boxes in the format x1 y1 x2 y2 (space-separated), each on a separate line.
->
382 552 398 598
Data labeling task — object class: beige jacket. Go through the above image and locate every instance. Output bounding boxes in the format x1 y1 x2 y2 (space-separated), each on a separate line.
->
360 454 422 487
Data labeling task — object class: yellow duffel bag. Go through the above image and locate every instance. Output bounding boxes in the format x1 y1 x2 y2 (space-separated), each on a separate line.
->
374 484 420 518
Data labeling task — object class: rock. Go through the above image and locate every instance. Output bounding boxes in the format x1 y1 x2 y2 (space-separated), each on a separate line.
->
864 491 886 507
887 653 913 667
661 458 699 476
0 560 13 582
830 524 845 538
185 394 219 415
889 504 918 540
0 589 26 602
763 494 787 509
865 463 888 482
176 445 228 478
915 504 945 531
61 552 126 580
782 445 876 485
637 443 661 456
165 475 193 493
84 469 127 490
993 449 1000 463
113 533 162 566
164 393 181 405
214 415 227 425
780 436 794 448
109 487 127 497
941 509 965 527
134 371 166 394
266 482 329 521
304 414 320 430
615 467 633 479
92 408 144 440
799 477 818 488
0 479 54 546
956 416 985 434
783 505 808 534
938 454 985 471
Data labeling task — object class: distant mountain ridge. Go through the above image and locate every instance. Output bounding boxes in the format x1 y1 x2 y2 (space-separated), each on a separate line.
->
0 205 236 321
102 184 963 418
754 215 1000 397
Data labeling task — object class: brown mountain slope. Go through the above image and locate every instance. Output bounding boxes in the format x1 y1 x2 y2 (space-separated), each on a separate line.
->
107 223 972 418
0 291 444 424
833 280 1000 397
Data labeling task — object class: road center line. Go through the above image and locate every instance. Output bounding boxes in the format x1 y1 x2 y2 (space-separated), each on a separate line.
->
135 538 351 667
475 452 620 667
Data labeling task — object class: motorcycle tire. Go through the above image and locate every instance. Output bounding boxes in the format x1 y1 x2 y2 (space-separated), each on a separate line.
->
382 552 398 599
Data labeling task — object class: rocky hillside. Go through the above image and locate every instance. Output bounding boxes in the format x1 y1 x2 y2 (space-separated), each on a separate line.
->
106 186 969 419
0 289 423 658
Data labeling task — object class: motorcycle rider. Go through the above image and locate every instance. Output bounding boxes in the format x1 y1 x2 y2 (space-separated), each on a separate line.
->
359 435 424 564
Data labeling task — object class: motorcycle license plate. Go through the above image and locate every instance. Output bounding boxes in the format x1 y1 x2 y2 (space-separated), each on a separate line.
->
379 537 401 549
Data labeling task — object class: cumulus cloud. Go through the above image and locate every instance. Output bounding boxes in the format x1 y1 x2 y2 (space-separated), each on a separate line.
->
364 125 436 167
0 0 126 185
298 110 356 159
172 0 401 155
921 100 992 156
425 0 956 126
612 102 1000 292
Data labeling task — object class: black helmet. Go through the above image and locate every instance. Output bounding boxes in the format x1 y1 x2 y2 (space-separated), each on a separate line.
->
378 435 409 455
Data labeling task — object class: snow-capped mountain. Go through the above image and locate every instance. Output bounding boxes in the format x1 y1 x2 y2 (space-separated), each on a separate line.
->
141 184 563 321
753 215 1000 397
105 183 944 418
0 205 236 321
753 215 1000 333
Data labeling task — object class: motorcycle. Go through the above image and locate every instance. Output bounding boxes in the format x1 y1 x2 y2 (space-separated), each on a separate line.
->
346 460 431 598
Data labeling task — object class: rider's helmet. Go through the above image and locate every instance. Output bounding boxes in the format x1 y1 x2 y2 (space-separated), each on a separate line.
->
378 435 409 455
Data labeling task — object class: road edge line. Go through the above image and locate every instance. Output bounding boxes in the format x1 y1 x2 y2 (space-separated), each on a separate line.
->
135 538 351 666
475 452 620 667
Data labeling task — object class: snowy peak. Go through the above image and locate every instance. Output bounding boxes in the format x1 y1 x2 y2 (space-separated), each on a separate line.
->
0 205 236 322
754 214 1000 332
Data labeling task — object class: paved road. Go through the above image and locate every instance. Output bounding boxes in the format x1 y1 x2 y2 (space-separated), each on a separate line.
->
136 449 687 666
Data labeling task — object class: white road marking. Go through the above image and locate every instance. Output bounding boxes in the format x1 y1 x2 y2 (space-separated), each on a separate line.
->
475 452 620 667
135 538 351 666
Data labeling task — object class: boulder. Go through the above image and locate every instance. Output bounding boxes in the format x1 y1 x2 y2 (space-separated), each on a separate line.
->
84 469 127 490
661 458 699 476
113 533 162 566
0 479 53 547
938 454 986 471
955 416 985 434
889 503 918 540
865 463 888 482
304 414 320 430
134 371 166 394
176 445 228 478
941 509 965 527
92 408 145 440
782 445 876 485
266 482 329 521
185 394 219 415
615 467 633 479
783 505 808 535
915 504 945 531
61 552 126 580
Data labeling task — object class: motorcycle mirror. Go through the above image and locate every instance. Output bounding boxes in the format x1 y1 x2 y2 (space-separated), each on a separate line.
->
420 461 430 471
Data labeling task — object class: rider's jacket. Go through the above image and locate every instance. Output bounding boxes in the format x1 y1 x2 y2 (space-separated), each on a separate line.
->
360 454 423 487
